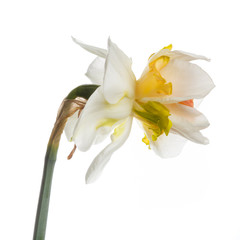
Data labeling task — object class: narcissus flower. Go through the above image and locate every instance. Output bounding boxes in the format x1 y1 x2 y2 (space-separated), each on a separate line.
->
65 38 215 183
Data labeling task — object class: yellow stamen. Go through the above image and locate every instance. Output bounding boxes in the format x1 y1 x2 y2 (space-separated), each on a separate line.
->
134 101 172 143
142 134 151 149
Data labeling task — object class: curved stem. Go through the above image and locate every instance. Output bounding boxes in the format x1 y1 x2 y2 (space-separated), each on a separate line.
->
32 98 74 240
33 144 58 240
33 110 65 240
32 85 98 240
33 99 83 240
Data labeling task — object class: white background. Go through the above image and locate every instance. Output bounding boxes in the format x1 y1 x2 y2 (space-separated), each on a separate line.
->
0 0 240 239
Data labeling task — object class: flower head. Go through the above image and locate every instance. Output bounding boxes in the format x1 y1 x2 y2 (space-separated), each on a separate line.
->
65 37 215 183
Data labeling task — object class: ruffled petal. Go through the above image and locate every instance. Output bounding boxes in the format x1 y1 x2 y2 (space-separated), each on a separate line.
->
85 57 105 84
167 103 210 144
103 38 136 104
172 50 210 61
160 59 215 100
139 49 213 104
149 48 210 63
149 48 172 63
149 132 187 158
72 37 107 58
144 103 209 157
85 117 133 184
71 87 133 151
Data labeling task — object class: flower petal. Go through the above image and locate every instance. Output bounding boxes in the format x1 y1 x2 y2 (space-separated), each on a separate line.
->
64 111 79 141
85 117 133 184
86 57 105 84
150 132 187 158
149 48 209 63
149 48 172 63
160 59 215 100
72 37 107 58
172 50 210 61
168 104 210 129
140 96 195 104
103 38 136 104
168 103 210 144
71 87 133 151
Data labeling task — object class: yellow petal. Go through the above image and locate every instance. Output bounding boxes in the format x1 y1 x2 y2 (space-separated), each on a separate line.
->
136 56 172 100
162 44 172 51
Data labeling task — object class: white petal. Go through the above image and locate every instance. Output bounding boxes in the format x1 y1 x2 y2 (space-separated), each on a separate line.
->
160 59 215 101
72 87 133 151
168 104 210 130
140 96 195 104
168 103 210 144
86 57 105 85
85 117 133 184
72 37 107 58
103 38 136 104
64 111 79 141
172 50 210 61
94 126 113 144
149 48 209 63
150 132 187 158
149 48 172 63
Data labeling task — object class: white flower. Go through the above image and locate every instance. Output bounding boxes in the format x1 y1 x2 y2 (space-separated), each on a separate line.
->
65 37 215 183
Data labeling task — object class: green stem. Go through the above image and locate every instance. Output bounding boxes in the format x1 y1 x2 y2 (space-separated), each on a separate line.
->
33 144 58 240
33 84 99 240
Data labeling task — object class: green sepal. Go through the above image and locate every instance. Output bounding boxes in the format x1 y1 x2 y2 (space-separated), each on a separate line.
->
66 84 99 100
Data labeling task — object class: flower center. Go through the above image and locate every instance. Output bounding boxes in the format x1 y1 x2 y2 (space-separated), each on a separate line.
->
133 101 172 142
135 55 172 100
134 52 173 145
